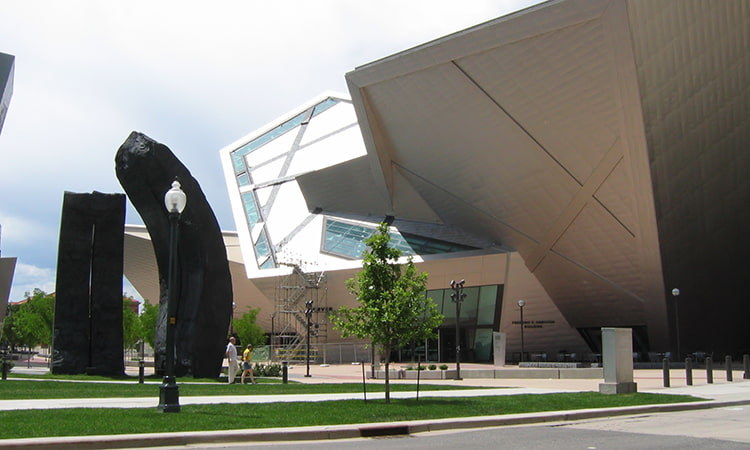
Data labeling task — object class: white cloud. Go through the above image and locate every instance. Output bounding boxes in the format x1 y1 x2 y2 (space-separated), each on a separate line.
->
7 262 55 302
0 0 543 304
0 212 57 248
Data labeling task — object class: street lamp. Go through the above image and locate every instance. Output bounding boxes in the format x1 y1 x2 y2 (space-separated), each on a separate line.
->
671 288 680 361
158 179 186 413
450 279 466 380
304 300 313 377
517 300 526 363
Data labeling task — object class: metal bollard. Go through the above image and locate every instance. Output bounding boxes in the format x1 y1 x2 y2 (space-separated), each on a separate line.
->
725 355 733 382
138 359 145 384
1 359 7 381
685 357 693 386
706 356 713 384
282 361 288 384
662 357 670 387
743 354 749 380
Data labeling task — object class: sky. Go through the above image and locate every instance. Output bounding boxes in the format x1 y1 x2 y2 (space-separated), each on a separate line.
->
0 0 543 303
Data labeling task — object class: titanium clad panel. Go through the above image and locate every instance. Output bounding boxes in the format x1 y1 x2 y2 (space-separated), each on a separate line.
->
533 250 646 328
0 258 16 321
0 52 13 135
550 200 641 297
360 61 581 246
457 17 620 186
629 0 750 355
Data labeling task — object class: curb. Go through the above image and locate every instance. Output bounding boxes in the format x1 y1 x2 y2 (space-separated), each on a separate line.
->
2 398 749 449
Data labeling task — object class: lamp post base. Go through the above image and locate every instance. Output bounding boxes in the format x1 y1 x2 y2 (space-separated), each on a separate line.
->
157 376 180 412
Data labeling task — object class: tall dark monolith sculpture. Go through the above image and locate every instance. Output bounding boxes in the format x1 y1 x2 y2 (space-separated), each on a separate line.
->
115 131 233 378
53 191 126 376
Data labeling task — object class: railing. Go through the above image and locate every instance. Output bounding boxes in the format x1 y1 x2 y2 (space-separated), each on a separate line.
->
269 342 374 365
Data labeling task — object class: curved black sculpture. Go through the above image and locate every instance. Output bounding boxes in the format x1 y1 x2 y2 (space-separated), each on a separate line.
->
115 131 232 378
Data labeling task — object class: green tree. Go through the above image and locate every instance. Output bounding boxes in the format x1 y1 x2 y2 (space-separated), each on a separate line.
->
122 296 140 350
1 302 22 350
137 299 158 350
12 289 55 348
332 222 443 403
234 307 267 348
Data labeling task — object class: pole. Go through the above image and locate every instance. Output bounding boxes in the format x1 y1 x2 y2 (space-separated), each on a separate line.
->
671 288 681 360
158 210 181 412
450 280 465 381
685 357 693 386
725 355 733 382
519 305 525 363
455 299 461 380
361 360 367 403
662 357 670 387
305 300 312 378
706 356 713 384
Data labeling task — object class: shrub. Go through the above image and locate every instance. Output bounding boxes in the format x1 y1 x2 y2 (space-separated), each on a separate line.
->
428 364 437 370
405 365 414 370
254 363 282 377
416 365 426 371
439 364 448 370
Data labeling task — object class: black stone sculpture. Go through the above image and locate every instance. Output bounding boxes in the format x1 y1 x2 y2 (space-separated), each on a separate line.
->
53 191 126 376
115 131 233 378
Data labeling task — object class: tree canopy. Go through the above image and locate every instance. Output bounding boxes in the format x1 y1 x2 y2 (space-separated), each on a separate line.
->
3 289 55 349
233 307 267 348
332 222 443 402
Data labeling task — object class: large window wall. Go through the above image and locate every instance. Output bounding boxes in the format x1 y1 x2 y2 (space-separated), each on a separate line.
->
392 284 503 363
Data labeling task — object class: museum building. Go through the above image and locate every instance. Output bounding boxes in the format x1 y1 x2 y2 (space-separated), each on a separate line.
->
125 0 750 363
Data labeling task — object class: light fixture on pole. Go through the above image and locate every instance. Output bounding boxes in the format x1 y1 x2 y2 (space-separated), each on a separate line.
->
671 288 680 361
450 279 466 380
158 179 186 413
517 299 526 363
304 300 313 377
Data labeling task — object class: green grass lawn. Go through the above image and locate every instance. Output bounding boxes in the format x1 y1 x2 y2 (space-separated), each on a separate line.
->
0 376 704 440
0 392 703 440
0 378 482 399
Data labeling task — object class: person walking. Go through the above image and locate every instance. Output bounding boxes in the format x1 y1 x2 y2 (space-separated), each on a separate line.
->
225 336 238 384
241 343 257 384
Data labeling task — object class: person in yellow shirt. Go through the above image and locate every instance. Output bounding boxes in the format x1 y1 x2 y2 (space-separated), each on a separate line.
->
241 344 256 384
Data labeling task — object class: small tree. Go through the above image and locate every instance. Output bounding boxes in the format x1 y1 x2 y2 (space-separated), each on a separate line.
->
234 307 267 348
122 296 140 350
332 223 443 403
138 299 158 350
12 289 55 349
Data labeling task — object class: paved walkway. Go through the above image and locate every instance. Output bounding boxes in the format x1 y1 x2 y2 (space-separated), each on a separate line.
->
1 363 749 448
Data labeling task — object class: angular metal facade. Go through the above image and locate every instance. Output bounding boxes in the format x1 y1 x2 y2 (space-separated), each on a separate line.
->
334 0 750 356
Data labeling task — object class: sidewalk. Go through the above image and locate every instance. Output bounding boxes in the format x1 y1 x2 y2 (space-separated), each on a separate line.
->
1 364 749 449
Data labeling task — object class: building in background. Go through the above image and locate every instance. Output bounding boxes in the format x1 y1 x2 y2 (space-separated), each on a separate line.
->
0 52 13 137
0 52 17 326
125 0 750 363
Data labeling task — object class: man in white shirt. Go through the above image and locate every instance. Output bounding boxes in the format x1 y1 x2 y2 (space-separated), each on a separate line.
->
225 336 238 384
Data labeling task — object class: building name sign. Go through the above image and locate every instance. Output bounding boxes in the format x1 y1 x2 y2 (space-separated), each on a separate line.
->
512 320 556 329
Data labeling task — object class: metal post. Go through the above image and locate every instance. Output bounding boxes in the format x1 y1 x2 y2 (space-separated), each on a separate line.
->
725 355 733 382
450 280 466 380
706 356 713 384
662 357 670 387
671 288 681 361
282 361 288 384
518 300 526 363
138 359 145 384
158 209 181 412
743 354 749 379
685 357 693 386
158 180 185 413
304 300 312 378
1 358 7 381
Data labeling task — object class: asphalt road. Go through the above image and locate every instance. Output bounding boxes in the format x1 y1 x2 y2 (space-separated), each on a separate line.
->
144 405 750 449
